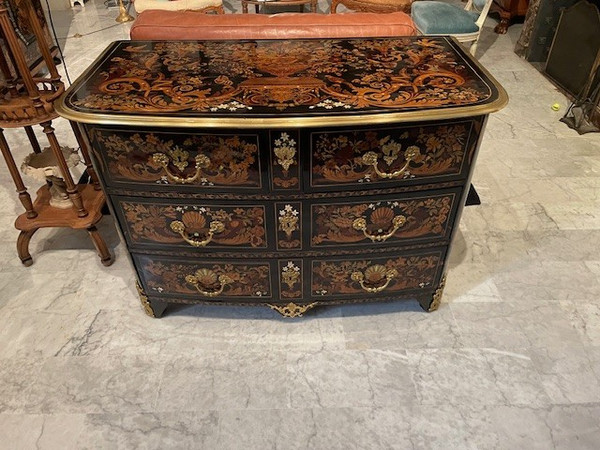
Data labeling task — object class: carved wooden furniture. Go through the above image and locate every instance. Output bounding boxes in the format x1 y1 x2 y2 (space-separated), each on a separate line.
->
134 0 225 14
0 0 112 266
330 0 412 13
57 37 507 317
0 0 57 83
241 0 317 13
491 0 529 34
411 0 495 56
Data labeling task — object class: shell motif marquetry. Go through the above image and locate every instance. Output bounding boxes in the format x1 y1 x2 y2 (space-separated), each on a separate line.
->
276 202 302 250
120 202 267 249
279 260 303 299
88 128 263 189
139 258 272 299
351 265 399 293
271 131 300 190
311 251 443 297
311 194 456 248
310 120 478 188
185 268 233 298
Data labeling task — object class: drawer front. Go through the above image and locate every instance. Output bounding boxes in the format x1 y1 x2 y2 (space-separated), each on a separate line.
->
310 248 445 299
135 254 274 301
115 197 269 250
308 118 482 190
86 126 265 191
310 189 461 249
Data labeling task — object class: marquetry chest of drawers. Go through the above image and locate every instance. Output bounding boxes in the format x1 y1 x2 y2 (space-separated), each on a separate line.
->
57 37 507 317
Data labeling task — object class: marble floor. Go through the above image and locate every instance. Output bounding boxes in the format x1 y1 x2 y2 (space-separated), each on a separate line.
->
1 1 600 449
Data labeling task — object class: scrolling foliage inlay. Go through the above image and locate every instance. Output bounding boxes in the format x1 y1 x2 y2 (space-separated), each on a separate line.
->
121 202 267 248
144 260 271 298
70 39 492 115
89 128 261 187
312 254 441 296
312 122 474 185
312 196 453 246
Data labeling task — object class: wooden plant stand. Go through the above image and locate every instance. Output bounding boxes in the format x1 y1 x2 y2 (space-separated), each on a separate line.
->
0 0 112 267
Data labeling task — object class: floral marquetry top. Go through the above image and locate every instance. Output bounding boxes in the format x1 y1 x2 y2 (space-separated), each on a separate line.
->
56 38 507 127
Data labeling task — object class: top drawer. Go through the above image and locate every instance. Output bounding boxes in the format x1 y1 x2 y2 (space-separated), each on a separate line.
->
308 117 483 191
86 126 265 192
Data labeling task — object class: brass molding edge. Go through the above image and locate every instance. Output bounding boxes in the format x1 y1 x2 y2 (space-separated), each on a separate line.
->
427 275 447 312
136 281 156 317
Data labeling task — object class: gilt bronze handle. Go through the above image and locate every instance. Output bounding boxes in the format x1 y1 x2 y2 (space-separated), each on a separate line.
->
352 215 406 242
361 146 420 179
185 269 233 297
152 152 211 184
170 220 225 247
351 265 398 293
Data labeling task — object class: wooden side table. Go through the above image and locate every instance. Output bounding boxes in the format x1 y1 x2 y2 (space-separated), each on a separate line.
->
331 0 412 13
241 0 317 13
0 0 112 267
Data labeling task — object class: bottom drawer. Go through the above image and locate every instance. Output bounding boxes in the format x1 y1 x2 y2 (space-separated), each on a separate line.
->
134 254 274 302
309 248 446 300
134 248 446 307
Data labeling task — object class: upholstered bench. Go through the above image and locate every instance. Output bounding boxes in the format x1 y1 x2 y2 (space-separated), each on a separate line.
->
129 10 417 40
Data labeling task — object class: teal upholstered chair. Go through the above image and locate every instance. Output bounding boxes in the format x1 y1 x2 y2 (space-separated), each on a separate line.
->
411 0 493 56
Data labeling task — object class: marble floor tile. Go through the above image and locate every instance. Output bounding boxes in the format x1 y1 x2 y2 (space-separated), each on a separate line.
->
409 404 500 450
408 348 549 408
26 355 165 414
341 301 464 349
287 349 416 409
155 352 290 411
529 345 600 405
546 404 600 450
0 309 99 359
442 263 503 303
217 407 414 450
0 414 86 450
0 357 42 414
486 406 556 450
75 412 220 450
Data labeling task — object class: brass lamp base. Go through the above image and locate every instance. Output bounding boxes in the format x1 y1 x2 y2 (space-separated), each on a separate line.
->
116 0 134 23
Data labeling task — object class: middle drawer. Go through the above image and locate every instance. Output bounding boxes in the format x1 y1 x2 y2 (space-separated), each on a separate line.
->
113 196 271 251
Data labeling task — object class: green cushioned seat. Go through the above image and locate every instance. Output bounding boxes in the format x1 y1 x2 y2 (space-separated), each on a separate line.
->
411 1 480 34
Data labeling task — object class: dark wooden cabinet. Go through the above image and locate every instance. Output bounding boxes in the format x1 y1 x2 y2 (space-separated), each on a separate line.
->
57 38 507 317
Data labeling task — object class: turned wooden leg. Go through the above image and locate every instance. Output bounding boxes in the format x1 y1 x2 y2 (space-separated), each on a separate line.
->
418 275 446 312
494 18 510 34
70 121 101 190
330 0 339 13
136 281 167 318
17 229 38 267
0 129 37 219
41 121 88 218
87 225 113 266
24 126 41 154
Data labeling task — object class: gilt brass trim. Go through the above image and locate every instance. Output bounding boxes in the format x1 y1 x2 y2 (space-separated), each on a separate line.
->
427 275 447 312
185 269 233 297
361 146 420 180
152 150 211 184
351 265 399 293
55 38 508 129
170 219 225 247
352 215 407 242
268 302 318 318
135 281 156 317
